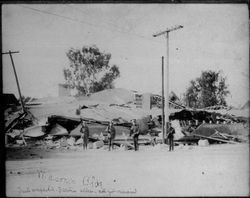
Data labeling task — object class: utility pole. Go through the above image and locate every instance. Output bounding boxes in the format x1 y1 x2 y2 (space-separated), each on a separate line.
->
153 25 183 143
2 50 25 112
161 56 165 142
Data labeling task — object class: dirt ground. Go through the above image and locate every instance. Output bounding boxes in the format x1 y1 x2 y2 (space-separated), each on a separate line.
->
6 143 249 197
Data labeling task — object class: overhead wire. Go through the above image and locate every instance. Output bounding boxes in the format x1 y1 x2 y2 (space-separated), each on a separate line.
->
10 5 241 68
66 4 156 36
66 4 125 32
18 5 163 45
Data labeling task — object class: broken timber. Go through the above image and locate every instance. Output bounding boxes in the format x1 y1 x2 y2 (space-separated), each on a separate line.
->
192 133 238 144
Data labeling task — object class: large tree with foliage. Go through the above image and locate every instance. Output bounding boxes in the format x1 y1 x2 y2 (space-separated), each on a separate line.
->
184 70 230 108
63 45 120 95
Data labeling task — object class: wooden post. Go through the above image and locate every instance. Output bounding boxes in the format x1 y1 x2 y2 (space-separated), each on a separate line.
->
2 50 25 112
162 56 165 143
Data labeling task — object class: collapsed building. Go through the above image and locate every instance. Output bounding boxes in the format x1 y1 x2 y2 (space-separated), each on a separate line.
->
4 89 249 150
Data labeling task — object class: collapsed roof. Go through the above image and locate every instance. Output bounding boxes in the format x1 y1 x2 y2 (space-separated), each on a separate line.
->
4 88 249 145
192 123 247 143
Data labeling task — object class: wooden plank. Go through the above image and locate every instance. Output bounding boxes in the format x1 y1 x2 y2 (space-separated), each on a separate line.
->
192 133 238 144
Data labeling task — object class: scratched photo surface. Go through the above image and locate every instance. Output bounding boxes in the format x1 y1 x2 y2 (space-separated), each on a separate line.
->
3 4 249 197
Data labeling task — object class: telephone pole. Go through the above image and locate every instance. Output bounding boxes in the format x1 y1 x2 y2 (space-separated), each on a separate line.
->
2 50 25 112
161 56 165 142
153 25 183 143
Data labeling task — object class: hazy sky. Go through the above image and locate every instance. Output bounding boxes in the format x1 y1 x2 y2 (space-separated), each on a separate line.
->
2 4 249 107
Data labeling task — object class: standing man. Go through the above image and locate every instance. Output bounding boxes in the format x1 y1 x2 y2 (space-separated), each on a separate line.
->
105 121 116 151
166 122 175 151
130 119 140 151
147 115 156 146
80 119 89 150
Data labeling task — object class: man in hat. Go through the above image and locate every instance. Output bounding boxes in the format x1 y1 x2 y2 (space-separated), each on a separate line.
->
80 119 89 150
130 119 140 151
105 121 116 151
166 122 175 151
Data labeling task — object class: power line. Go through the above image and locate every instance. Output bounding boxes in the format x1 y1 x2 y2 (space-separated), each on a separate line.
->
66 4 157 37
65 4 138 41
19 5 97 28
18 5 162 45
66 5 125 32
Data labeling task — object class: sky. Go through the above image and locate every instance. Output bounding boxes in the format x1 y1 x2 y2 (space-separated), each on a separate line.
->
2 4 249 107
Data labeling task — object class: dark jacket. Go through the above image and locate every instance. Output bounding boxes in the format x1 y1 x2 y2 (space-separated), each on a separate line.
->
130 124 140 138
167 126 175 139
80 125 89 139
106 125 116 139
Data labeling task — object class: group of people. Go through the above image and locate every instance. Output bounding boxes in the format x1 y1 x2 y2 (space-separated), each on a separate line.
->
79 118 175 152
79 119 116 151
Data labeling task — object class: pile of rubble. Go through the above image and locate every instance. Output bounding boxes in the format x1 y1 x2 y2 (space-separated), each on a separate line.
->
5 109 154 150
169 109 249 146
4 93 249 150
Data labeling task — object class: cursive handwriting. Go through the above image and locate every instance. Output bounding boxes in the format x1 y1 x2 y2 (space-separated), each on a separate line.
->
37 170 76 184
18 186 77 194
81 187 137 195
82 176 103 188
57 186 77 194
17 173 137 195
18 186 55 194
18 185 137 195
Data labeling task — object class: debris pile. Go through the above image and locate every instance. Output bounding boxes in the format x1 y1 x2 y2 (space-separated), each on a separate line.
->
4 89 249 150
169 109 247 124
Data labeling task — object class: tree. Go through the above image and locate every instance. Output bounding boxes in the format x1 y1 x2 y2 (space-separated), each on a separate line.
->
185 80 201 108
184 70 230 108
63 45 120 95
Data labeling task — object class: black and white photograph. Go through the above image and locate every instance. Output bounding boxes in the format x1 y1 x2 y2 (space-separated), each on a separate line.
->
2 3 249 197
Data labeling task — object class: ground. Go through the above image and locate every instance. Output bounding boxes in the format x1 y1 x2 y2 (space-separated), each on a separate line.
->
6 143 249 197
